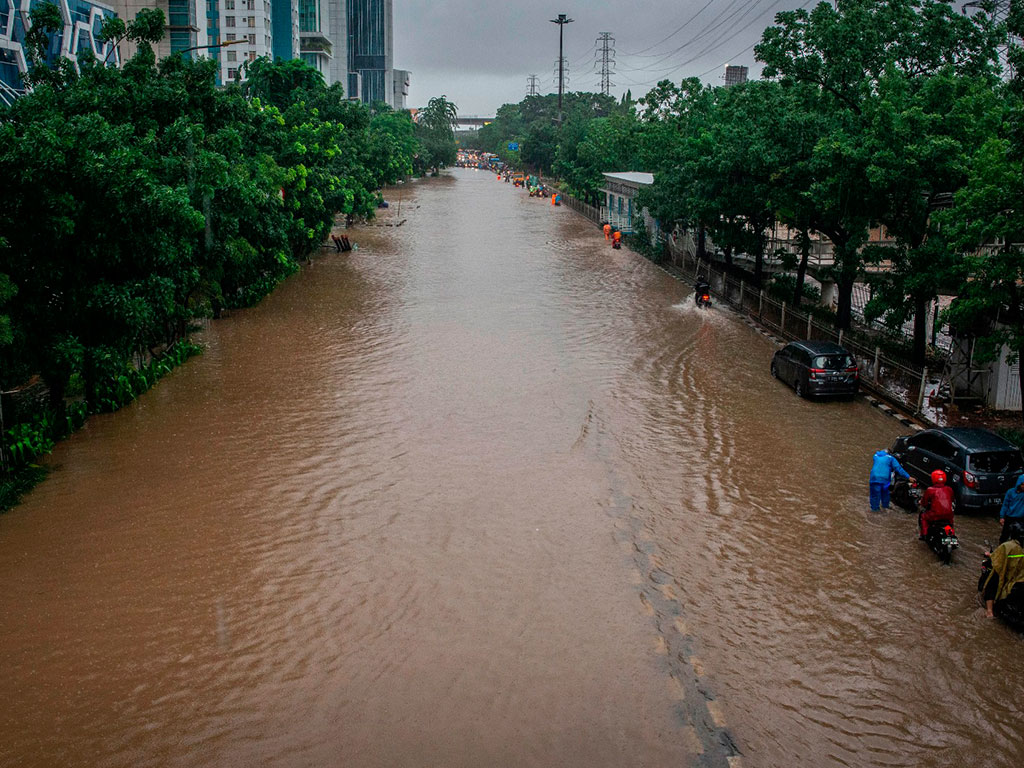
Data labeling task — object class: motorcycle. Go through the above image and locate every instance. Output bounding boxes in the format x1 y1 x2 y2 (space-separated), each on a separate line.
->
924 521 959 564
694 282 712 308
892 479 957 563
890 478 920 511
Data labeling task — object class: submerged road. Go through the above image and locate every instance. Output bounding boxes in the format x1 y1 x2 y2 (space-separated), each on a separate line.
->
0 169 1021 767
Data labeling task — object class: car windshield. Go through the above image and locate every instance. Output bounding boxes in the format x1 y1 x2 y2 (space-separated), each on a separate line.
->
968 450 1023 474
812 354 854 370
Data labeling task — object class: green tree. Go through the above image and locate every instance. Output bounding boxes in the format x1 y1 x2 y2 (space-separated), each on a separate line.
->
416 95 458 174
861 70 1002 362
755 0 1002 330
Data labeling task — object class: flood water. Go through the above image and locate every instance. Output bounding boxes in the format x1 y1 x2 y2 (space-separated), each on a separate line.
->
1 169 1021 768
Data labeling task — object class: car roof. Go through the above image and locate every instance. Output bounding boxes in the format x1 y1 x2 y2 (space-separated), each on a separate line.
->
786 341 850 355
925 427 1018 452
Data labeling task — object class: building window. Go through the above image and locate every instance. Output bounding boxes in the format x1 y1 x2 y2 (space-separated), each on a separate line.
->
225 0 235 7
226 50 236 61
247 50 256 61
247 16 255 27
227 67 237 79
247 33 256 44
225 32 235 40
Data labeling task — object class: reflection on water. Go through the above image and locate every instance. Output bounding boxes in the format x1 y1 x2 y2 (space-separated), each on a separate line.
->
0 170 1021 768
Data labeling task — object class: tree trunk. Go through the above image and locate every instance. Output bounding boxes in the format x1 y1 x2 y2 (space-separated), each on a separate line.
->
912 295 928 366
793 229 810 308
836 271 856 331
696 225 706 261
724 244 733 269
831 236 857 332
754 247 764 288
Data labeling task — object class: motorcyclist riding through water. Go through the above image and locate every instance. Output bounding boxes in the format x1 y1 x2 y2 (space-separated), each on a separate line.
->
919 469 955 540
694 280 712 307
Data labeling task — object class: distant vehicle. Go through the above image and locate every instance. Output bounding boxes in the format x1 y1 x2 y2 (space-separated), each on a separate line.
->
770 340 859 398
890 428 1023 514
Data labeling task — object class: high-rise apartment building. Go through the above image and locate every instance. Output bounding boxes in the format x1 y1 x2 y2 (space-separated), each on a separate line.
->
296 0 327 76
2 0 406 104
1 0 120 103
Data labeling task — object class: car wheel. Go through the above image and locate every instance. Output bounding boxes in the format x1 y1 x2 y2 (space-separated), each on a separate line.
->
771 362 778 379
795 379 804 398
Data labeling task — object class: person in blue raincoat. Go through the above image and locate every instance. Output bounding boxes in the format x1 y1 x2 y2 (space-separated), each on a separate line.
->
998 473 1024 543
869 449 910 511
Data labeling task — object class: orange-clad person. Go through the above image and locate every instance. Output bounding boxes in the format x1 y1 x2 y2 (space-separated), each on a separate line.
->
603 223 612 240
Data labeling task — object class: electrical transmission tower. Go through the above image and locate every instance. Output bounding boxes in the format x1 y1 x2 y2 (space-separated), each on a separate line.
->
963 0 1016 77
595 32 615 96
526 74 540 97
552 59 570 90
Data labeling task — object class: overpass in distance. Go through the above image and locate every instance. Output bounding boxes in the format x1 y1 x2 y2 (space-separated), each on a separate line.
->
454 116 495 128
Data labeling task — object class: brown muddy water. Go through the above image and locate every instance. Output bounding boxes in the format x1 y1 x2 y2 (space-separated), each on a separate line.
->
1 169 1021 768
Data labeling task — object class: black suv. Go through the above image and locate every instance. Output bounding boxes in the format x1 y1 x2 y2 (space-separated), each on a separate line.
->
890 428 1023 513
770 341 859 398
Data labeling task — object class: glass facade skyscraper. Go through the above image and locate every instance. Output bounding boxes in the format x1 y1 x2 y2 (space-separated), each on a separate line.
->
346 0 390 104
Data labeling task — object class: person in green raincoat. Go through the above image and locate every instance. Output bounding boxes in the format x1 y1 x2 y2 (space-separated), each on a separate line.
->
981 539 1024 619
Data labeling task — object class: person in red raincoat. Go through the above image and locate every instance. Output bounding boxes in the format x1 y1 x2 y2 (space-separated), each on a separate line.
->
919 469 955 538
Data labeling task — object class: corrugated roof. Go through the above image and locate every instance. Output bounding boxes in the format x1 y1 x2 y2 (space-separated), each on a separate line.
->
602 172 654 186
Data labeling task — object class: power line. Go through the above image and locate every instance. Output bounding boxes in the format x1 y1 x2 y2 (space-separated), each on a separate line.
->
616 0 815 88
619 0 770 74
595 32 616 95
619 0 716 56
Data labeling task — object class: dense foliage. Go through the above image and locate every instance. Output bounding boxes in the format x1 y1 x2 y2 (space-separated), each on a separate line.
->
0 4 453 495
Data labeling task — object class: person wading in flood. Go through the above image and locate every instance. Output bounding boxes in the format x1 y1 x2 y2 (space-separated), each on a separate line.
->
869 448 910 511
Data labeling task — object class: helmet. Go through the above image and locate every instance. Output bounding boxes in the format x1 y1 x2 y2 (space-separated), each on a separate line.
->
931 470 947 485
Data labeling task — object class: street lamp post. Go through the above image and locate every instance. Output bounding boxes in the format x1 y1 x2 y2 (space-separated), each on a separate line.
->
549 13 573 123
176 38 249 56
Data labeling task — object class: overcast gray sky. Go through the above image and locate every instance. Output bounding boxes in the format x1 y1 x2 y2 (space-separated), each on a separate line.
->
395 0 813 115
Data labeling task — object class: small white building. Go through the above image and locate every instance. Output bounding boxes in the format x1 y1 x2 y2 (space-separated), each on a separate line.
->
599 172 654 234
951 333 1022 411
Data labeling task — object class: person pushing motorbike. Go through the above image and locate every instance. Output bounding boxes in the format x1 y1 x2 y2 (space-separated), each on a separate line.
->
869 448 911 511
919 469 955 540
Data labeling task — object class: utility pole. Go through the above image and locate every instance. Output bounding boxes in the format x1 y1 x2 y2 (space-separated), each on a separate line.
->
549 13 574 122
595 32 615 96
526 74 540 96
